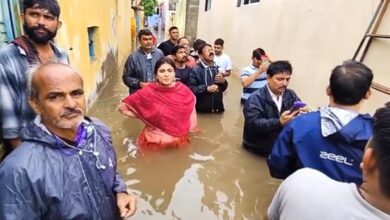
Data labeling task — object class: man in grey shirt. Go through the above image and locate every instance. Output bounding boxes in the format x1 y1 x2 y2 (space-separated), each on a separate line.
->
0 0 68 153
122 29 164 94
266 103 390 220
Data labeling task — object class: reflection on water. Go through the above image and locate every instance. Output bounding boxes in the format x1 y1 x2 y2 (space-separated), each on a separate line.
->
88 73 281 219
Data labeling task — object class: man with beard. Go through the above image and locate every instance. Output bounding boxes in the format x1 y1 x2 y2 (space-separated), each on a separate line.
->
0 0 68 154
177 37 196 68
0 62 136 219
188 44 228 113
242 61 303 155
171 45 192 86
123 28 164 94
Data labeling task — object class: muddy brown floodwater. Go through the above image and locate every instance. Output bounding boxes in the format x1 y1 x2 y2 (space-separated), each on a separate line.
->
88 72 281 220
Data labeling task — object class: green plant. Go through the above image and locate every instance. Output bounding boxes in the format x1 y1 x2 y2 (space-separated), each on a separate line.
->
142 0 157 16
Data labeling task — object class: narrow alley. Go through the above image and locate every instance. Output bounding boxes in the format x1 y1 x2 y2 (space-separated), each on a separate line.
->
89 71 280 219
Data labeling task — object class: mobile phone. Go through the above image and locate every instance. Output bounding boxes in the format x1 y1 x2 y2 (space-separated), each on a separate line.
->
289 101 306 113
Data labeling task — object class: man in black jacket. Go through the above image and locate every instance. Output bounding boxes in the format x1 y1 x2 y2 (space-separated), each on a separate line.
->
188 44 228 113
122 29 164 94
157 26 179 56
242 61 303 155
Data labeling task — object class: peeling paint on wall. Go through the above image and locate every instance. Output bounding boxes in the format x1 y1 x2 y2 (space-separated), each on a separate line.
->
57 0 132 109
87 49 118 107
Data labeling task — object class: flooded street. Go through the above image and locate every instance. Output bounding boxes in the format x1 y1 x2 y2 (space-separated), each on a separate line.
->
88 72 281 220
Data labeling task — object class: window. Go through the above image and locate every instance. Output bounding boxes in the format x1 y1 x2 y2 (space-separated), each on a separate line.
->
0 0 22 46
237 0 260 7
205 0 212 11
87 26 101 61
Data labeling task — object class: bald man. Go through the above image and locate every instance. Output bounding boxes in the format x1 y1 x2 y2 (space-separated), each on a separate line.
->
0 62 136 219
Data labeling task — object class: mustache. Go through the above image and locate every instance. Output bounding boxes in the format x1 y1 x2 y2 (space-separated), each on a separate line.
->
32 24 51 33
61 107 83 117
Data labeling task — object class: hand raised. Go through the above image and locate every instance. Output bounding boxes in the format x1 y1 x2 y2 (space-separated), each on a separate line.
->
279 109 299 126
214 73 225 84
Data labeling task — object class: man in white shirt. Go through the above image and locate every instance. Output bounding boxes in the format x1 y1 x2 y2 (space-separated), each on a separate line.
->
266 102 390 220
213 38 232 77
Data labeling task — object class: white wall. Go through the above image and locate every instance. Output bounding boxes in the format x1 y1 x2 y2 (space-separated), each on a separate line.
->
197 0 390 113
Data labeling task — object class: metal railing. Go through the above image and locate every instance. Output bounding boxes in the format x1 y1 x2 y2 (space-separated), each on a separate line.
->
352 0 390 95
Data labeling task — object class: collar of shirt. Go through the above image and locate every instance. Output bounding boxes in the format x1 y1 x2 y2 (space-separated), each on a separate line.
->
215 53 225 58
267 85 283 113
250 64 259 70
199 59 216 69
138 47 156 54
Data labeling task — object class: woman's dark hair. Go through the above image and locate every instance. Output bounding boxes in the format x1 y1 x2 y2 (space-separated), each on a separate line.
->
154 57 176 75
23 0 61 18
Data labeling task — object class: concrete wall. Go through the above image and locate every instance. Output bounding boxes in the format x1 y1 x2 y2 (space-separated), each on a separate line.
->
175 0 187 36
57 0 132 107
185 0 200 41
197 0 390 114
160 0 187 40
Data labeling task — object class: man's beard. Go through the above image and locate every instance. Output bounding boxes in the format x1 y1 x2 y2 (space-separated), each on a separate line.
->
23 23 57 44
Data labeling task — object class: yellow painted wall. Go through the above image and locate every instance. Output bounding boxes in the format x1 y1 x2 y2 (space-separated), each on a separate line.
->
56 0 132 107
117 0 133 67
196 0 389 114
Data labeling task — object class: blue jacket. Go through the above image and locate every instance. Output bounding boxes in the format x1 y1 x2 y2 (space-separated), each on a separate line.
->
122 47 164 94
267 111 373 184
242 86 300 155
0 117 127 219
188 61 228 113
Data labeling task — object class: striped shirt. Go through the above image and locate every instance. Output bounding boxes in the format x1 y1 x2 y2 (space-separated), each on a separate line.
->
240 64 267 103
0 42 68 139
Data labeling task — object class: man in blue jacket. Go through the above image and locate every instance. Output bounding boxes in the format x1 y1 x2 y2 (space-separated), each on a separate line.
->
189 43 228 113
0 62 136 219
267 60 373 184
267 103 390 220
242 61 302 155
123 28 164 94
